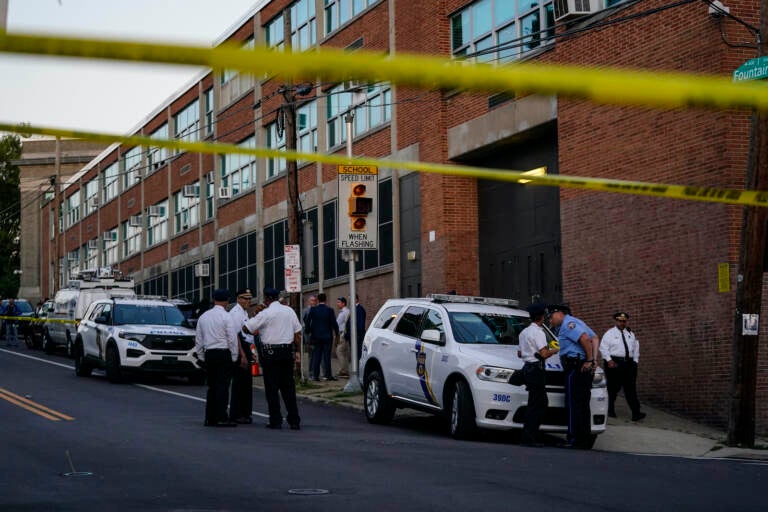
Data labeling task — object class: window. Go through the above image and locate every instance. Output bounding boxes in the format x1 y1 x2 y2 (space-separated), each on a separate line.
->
221 37 254 84
326 83 391 148
394 306 426 338
84 240 98 270
266 0 316 52
448 311 530 344
204 88 214 135
221 136 256 195
263 221 287 291
451 0 554 64
66 249 80 280
218 233 257 296
173 184 200 234
147 124 169 172
205 179 215 220
83 179 99 217
373 305 402 330
102 162 119 203
66 190 80 228
104 228 119 266
302 208 319 285
122 146 142 188
122 220 141 258
266 121 286 179
142 274 168 298
325 0 376 34
147 200 168 246
172 258 213 302
297 100 318 166
174 99 200 144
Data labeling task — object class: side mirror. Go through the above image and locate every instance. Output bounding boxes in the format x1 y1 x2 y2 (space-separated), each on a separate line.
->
421 329 444 345
95 314 109 325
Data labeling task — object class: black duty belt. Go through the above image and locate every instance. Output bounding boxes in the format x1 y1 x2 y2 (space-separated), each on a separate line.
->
611 356 632 362
262 343 292 350
561 356 585 365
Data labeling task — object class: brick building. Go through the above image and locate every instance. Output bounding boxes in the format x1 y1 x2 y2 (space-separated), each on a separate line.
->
36 0 766 433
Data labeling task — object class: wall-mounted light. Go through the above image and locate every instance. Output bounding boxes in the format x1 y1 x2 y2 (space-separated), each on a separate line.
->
407 250 417 261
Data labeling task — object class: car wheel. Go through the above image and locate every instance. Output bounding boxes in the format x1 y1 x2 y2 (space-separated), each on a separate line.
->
65 332 74 359
43 329 55 355
363 370 395 425
24 334 34 349
105 345 124 383
74 340 92 377
449 380 477 440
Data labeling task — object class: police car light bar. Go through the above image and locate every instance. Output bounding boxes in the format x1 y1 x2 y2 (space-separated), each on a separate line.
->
428 294 519 307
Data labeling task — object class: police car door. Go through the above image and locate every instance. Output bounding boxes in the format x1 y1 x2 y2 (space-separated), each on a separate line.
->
386 305 427 398
79 303 104 358
403 307 446 407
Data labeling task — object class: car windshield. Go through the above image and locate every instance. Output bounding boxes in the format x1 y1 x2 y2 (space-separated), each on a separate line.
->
449 311 530 345
112 305 187 326
1 300 33 313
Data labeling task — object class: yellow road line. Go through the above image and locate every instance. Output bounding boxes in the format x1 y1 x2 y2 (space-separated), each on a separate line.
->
0 387 74 421
1 32 768 112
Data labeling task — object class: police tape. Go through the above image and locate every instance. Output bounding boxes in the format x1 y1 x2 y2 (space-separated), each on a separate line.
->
0 315 77 324
0 121 766 208
1 32 768 112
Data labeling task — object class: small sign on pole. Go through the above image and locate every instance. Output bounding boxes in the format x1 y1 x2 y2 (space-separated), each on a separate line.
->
284 244 302 292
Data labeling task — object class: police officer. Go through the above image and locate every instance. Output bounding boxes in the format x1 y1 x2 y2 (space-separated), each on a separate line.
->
194 288 238 427
600 312 645 421
518 303 559 447
228 288 255 424
243 287 303 430
548 303 599 448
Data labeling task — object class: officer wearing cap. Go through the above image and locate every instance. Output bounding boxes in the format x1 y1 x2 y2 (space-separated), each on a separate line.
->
243 287 303 430
548 303 599 448
600 312 645 421
517 303 559 446
194 288 239 427
228 288 255 424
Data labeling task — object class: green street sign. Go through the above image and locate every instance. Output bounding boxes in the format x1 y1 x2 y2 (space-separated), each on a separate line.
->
733 56 768 82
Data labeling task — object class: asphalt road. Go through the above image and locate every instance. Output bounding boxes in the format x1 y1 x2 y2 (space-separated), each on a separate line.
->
1 346 766 512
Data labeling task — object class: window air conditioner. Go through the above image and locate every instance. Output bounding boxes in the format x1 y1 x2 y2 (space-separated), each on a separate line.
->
182 184 200 198
129 215 142 227
205 172 215 185
344 79 365 91
218 187 232 199
147 205 165 217
87 240 99 250
89 197 99 208
553 0 601 21
194 263 210 277
103 231 117 242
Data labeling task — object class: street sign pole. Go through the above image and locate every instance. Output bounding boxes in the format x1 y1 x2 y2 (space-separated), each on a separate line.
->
343 111 361 393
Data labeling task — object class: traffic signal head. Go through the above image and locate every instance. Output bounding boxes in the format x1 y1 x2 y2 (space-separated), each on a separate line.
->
349 183 373 217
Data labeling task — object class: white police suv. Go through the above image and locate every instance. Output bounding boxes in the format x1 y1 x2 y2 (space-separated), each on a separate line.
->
74 298 204 384
358 294 608 446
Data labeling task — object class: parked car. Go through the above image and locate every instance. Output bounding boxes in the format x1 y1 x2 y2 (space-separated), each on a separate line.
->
74 297 204 384
25 300 54 350
44 272 135 357
1 299 35 345
358 294 608 447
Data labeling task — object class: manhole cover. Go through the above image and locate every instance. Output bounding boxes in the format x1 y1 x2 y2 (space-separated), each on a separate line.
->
287 488 330 495
62 471 94 477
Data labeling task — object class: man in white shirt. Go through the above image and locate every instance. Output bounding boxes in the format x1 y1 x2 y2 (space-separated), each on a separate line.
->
517 303 559 446
228 288 255 424
600 311 645 421
335 297 351 377
244 287 303 430
195 288 238 427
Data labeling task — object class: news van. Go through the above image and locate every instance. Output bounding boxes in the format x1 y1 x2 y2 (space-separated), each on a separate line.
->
44 268 136 356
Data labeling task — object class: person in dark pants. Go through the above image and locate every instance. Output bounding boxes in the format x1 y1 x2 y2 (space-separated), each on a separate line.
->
548 303 599 448
228 288 255 424
600 311 645 421
243 287 303 430
194 288 239 427
345 295 367 365
517 303 559 446
305 293 339 381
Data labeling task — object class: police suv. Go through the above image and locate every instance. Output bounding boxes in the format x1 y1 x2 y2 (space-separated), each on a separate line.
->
74 297 204 384
358 294 608 446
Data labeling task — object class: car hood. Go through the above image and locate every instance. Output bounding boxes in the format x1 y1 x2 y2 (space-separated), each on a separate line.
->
115 325 195 336
456 344 564 371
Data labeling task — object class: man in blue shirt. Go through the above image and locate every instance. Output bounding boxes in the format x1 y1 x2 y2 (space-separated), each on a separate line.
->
549 303 599 448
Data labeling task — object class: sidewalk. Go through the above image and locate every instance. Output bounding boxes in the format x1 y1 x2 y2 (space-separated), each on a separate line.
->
253 353 768 460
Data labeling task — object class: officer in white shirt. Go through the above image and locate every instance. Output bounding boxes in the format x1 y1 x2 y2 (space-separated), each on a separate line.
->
599 311 645 421
195 288 238 427
335 297 351 377
243 287 303 430
517 303 559 446
228 288 255 424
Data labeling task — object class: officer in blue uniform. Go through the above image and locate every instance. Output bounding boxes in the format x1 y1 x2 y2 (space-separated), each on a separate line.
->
548 303 599 448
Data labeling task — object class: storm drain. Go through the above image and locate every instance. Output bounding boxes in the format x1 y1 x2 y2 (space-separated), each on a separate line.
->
287 489 330 495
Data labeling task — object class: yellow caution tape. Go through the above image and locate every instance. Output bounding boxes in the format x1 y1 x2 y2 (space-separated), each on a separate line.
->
1 32 768 112
0 121 766 208
0 315 77 324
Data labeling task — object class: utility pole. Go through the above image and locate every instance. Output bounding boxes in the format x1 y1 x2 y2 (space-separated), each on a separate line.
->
727 0 768 448
52 136 61 292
